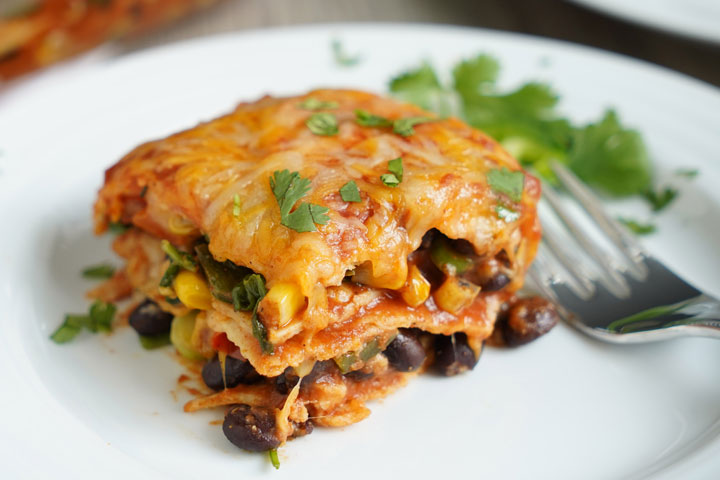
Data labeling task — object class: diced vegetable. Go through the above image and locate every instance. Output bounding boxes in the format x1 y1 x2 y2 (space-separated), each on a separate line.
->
195 243 251 303
433 276 481 315
231 274 273 355
269 449 280 469
400 264 431 307
429 236 473 276
159 263 180 288
169 312 204 361
81 264 115 279
174 270 213 310
139 333 171 350
160 240 197 271
168 214 196 235
263 282 306 327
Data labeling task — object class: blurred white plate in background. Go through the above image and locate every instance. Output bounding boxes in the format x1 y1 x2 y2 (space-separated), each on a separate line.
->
570 0 720 44
0 23 719 480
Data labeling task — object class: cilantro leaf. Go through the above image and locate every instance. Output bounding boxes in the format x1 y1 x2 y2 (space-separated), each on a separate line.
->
452 54 500 100
618 218 656 235
298 98 339 110
380 158 404 187
568 110 651 196
306 112 338 136
331 39 361 67
643 187 677 212
674 168 699 178
51 300 116 344
89 300 116 333
355 109 392 128
340 180 361 202
270 170 330 233
388 157 403 182
232 274 272 354
160 240 197 271
82 263 115 279
389 63 451 113
487 167 524 202
393 116 435 137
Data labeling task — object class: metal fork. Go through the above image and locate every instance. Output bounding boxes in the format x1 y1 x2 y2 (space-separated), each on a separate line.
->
528 162 720 343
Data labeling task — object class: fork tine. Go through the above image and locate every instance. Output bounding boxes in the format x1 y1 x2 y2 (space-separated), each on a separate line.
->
550 161 648 280
541 225 596 299
541 181 632 298
531 244 594 300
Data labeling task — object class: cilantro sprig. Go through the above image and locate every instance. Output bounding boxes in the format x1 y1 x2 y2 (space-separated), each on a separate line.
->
270 170 330 233
643 187 677 212
354 109 434 136
618 218 656 235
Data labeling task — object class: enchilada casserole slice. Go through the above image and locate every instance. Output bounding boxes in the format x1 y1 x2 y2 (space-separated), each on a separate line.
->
91 89 555 453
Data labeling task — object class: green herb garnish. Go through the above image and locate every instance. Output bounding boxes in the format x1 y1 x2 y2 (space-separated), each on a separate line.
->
299 98 339 110
487 167 524 202
331 39 361 67
393 116 435 136
51 300 116 343
139 333 172 350
618 218 656 235
674 168 699 178
232 194 241 218
270 170 330 233
355 109 392 128
339 180 362 202
306 112 338 136
159 263 180 288
160 240 197 271
81 263 115 279
269 449 281 469
389 54 653 197
232 274 272 354
380 158 403 187
643 187 677 212
496 205 520 222
107 222 130 234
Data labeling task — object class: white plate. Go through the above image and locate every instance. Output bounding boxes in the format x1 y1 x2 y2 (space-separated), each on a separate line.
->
570 0 720 44
1 24 720 480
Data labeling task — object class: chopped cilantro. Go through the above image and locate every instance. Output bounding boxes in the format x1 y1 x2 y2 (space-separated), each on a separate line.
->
674 168 699 178
232 194 241 218
496 205 520 222
355 109 392 128
340 180 362 202
139 333 171 350
618 218 656 235
231 274 272 354
388 63 453 114
487 167 524 202
380 158 403 187
643 187 677 212
107 222 130 234
51 300 116 343
299 98 339 110
393 116 435 137
269 449 280 469
160 240 197 271
331 39 361 67
306 112 338 136
270 170 330 233
82 264 115 279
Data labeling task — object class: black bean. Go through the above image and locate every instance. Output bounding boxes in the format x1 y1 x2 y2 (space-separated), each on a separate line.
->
501 296 558 346
128 299 173 335
481 272 511 291
434 333 479 376
223 404 280 452
202 356 261 391
384 329 426 372
275 367 300 394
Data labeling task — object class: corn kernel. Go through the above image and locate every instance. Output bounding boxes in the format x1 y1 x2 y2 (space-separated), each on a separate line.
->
433 276 480 315
263 282 306 327
174 270 213 310
168 214 197 235
352 261 407 290
400 264 431 307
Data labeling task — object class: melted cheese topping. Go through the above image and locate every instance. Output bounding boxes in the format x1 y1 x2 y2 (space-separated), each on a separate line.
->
95 90 541 343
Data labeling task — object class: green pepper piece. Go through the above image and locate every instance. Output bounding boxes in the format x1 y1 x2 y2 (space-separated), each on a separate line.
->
139 332 172 350
159 263 180 288
170 312 205 361
195 243 252 303
334 351 359 374
429 236 473 276
359 338 381 362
